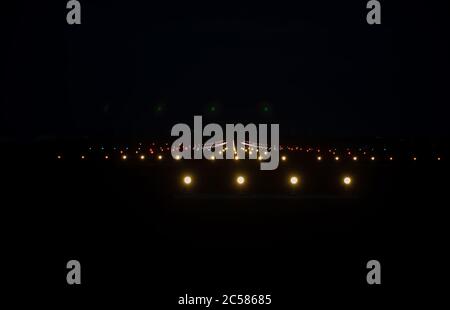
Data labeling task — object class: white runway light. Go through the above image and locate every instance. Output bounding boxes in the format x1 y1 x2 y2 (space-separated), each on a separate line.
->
236 176 245 185
290 176 299 185
343 177 352 185
183 176 192 185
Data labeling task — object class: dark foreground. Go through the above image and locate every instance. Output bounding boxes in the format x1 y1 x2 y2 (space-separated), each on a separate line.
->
3 155 448 305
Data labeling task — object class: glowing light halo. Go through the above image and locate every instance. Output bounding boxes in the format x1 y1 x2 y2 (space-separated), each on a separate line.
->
236 176 245 185
343 176 352 185
183 175 192 185
290 176 299 185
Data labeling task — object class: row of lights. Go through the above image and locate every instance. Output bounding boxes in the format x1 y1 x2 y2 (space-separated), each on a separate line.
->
86 143 444 158
60 154 442 162
317 156 441 161
182 175 352 187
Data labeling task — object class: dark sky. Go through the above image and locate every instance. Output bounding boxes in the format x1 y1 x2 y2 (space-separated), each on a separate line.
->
3 1 450 140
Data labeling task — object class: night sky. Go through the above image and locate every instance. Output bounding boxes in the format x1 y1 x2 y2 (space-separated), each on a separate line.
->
3 1 450 140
